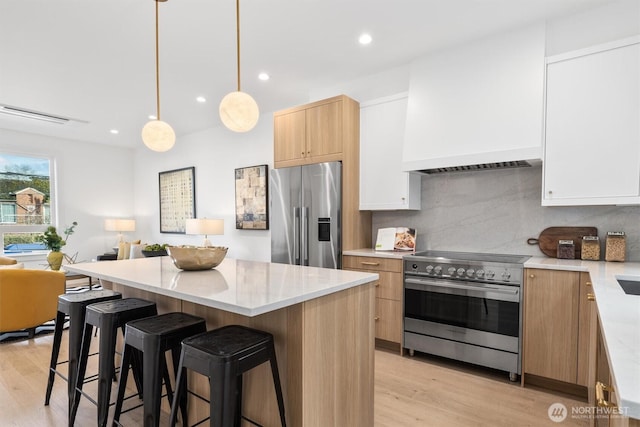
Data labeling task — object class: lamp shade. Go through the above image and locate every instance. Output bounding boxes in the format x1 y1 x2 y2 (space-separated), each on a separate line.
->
219 91 259 132
104 219 136 232
142 120 176 152
185 218 224 236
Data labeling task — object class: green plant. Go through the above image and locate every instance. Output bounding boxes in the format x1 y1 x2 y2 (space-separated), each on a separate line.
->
144 243 168 251
38 221 78 252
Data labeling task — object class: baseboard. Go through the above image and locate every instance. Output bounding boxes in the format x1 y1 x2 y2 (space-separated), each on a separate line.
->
523 373 588 400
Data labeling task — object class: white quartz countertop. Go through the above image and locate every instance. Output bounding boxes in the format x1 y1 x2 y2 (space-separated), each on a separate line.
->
525 257 640 419
343 248 409 259
64 256 378 317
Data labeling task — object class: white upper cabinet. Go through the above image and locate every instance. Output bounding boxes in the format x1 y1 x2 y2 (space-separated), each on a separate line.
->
402 24 545 172
360 93 421 210
542 36 640 206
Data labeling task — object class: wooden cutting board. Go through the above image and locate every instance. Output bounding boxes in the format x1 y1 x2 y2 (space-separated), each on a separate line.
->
527 226 598 258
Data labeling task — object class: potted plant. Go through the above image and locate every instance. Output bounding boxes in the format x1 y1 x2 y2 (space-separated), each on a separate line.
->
38 221 77 270
141 243 169 257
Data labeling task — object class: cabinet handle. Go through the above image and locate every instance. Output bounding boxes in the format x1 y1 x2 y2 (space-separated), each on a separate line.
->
596 381 615 408
529 274 535 279
375 283 380 287
548 190 553 194
361 261 380 266
586 281 592 286
374 317 380 321
301 151 305 156
587 293 595 301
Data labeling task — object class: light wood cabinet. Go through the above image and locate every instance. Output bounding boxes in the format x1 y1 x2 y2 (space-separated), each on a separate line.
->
274 96 346 167
523 268 594 387
343 255 403 348
595 315 640 427
543 36 640 206
273 94 372 252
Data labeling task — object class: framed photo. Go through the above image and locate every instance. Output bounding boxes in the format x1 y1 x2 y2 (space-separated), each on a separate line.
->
235 164 268 230
159 166 196 233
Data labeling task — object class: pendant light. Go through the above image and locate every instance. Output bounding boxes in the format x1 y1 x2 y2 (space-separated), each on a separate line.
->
142 0 175 152
219 0 259 132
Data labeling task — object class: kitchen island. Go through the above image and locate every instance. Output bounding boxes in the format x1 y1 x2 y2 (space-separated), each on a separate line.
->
65 256 379 426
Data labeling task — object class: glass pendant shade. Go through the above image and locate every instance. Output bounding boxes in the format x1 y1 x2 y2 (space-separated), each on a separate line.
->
141 119 175 152
219 91 259 132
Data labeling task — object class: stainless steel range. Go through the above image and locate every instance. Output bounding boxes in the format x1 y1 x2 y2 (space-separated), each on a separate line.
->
403 250 530 381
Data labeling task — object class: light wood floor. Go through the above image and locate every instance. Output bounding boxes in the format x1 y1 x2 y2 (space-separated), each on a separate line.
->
0 331 589 426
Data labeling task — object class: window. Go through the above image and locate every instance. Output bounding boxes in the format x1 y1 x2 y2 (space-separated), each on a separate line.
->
0 153 54 254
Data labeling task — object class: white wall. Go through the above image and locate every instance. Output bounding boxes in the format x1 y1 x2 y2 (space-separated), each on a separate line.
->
132 115 274 262
0 128 135 266
546 0 640 55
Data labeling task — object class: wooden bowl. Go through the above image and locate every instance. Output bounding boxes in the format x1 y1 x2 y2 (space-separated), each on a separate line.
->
166 246 228 271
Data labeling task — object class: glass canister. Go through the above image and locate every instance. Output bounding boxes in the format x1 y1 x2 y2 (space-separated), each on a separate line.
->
557 240 575 259
605 231 626 262
581 236 600 261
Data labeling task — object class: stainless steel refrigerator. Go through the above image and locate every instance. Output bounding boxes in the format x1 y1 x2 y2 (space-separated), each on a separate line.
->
270 162 341 268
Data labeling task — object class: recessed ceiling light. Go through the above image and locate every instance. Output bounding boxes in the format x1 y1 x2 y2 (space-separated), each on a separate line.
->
196 96 206 103
258 72 270 81
148 114 157 120
110 129 119 134
358 33 372 45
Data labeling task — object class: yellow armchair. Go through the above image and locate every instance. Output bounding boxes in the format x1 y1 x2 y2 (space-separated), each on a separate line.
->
0 269 65 334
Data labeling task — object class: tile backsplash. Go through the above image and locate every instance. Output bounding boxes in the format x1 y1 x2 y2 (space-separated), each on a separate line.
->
372 165 640 261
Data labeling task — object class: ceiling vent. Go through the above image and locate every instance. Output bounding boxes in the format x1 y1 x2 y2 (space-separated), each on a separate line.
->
0 104 84 125
419 160 535 175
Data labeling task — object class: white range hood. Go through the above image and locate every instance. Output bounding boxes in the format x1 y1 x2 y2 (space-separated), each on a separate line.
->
402 23 545 174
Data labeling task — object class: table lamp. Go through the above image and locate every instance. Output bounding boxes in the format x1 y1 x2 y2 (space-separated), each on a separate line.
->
104 219 136 245
185 218 224 247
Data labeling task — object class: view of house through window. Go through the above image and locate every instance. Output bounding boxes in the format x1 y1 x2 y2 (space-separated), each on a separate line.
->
0 153 53 254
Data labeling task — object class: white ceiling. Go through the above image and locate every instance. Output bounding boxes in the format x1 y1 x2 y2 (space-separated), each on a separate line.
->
0 0 616 149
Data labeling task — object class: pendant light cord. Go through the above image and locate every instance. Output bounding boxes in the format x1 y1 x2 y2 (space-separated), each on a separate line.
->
155 0 161 121
236 0 241 92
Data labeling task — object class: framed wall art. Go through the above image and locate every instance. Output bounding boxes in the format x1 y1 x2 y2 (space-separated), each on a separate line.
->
235 164 268 230
159 166 196 233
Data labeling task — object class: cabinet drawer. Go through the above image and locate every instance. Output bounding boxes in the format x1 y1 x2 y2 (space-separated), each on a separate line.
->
375 298 402 344
343 256 402 273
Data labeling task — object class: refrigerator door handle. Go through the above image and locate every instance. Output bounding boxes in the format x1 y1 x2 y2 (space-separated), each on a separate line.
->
293 207 300 265
301 206 309 266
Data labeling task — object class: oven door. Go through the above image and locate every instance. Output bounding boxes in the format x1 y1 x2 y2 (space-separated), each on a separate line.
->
404 276 520 349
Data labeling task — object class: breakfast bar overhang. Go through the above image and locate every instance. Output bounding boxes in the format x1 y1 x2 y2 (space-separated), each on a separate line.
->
65 256 379 426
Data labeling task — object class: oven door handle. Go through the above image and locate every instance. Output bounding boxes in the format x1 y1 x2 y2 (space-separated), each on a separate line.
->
404 278 520 302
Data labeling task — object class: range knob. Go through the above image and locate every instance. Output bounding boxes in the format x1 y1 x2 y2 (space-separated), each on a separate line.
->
433 266 442 274
486 270 495 279
476 269 485 278
425 265 434 273
412 264 418 270
457 268 466 276
502 271 511 281
466 268 475 277
447 267 456 275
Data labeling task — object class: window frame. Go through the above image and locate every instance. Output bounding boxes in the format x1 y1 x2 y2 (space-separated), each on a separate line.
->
0 152 57 256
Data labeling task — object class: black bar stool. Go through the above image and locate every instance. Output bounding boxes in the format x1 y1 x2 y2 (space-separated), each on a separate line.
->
44 290 122 417
169 325 287 427
112 312 207 427
70 298 157 427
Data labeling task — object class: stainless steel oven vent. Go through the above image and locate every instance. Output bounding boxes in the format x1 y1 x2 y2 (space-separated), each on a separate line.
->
419 160 533 175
